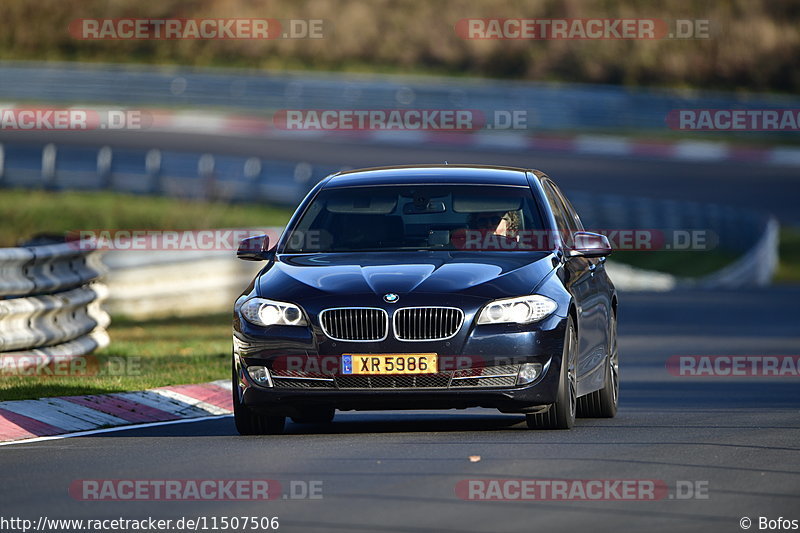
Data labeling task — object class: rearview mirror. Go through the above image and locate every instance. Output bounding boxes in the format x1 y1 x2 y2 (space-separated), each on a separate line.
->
237 234 271 261
570 232 612 258
403 201 446 214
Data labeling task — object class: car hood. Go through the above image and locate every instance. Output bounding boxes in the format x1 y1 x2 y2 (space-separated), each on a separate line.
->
256 252 556 303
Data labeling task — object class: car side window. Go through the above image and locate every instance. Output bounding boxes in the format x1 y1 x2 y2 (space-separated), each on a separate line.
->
541 181 575 248
551 183 585 232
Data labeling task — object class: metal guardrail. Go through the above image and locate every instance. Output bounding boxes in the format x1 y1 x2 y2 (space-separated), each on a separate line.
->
0 141 334 206
693 216 779 288
2 61 799 135
0 242 110 356
569 192 770 255
570 192 779 289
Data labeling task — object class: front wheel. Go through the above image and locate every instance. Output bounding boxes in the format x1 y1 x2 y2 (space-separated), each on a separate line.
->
526 316 577 430
232 363 286 435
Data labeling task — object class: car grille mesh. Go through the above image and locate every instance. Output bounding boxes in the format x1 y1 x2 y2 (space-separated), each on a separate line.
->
320 308 387 341
449 375 518 388
393 307 464 341
266 364 521 390
450 364 519 388
452 365 520 378
335 373 452 389
272 377 335 389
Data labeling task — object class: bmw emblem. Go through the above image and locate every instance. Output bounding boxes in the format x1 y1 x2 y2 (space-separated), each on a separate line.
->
383 293 399 303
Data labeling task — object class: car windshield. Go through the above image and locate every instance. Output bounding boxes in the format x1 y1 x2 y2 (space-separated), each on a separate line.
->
281 184 547 253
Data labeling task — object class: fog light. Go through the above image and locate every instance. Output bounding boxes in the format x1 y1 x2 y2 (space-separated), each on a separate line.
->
246 365 273 387
517 363 543 385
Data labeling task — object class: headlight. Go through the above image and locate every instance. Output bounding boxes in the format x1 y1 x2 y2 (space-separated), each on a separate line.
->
477 295 557 325
240 298 308 327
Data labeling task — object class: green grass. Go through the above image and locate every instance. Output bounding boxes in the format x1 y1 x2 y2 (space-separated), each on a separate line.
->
0 314 231 401
0 189 292 247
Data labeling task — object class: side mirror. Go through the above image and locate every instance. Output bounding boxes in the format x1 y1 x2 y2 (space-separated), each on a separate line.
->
237 234 271 261
570 231 612 258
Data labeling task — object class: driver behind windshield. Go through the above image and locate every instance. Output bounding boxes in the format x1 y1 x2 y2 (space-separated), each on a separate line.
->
469 211 521 239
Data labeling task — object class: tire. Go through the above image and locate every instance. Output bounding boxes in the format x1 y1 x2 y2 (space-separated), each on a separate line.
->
526 316 577 430
577 312 619 418
232 363 286 435
291 407 335 425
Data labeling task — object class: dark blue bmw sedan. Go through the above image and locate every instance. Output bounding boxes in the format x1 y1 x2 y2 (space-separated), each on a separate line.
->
232 165 618 433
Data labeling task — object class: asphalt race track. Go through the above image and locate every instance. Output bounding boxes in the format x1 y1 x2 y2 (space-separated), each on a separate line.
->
2 287 798 532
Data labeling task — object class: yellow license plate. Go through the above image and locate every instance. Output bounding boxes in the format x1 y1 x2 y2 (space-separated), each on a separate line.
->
342 354 437 375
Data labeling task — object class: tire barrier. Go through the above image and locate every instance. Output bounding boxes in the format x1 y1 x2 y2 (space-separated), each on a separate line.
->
0 242 110 357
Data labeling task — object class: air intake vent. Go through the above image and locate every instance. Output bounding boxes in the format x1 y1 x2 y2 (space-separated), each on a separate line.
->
335 374 451 389
393 307 464 341
320 307 388 341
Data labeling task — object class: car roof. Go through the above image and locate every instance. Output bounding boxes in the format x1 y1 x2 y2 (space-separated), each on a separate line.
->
323 164 535 188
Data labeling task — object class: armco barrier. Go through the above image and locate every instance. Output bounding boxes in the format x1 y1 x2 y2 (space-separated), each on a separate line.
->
2 61 799 134
692 216 779 288
569 192 779 289
569 191 769 255
0 242 110 357
0 141 336 207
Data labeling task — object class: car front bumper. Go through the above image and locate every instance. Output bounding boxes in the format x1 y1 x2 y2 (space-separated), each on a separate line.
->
233 313 568 416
